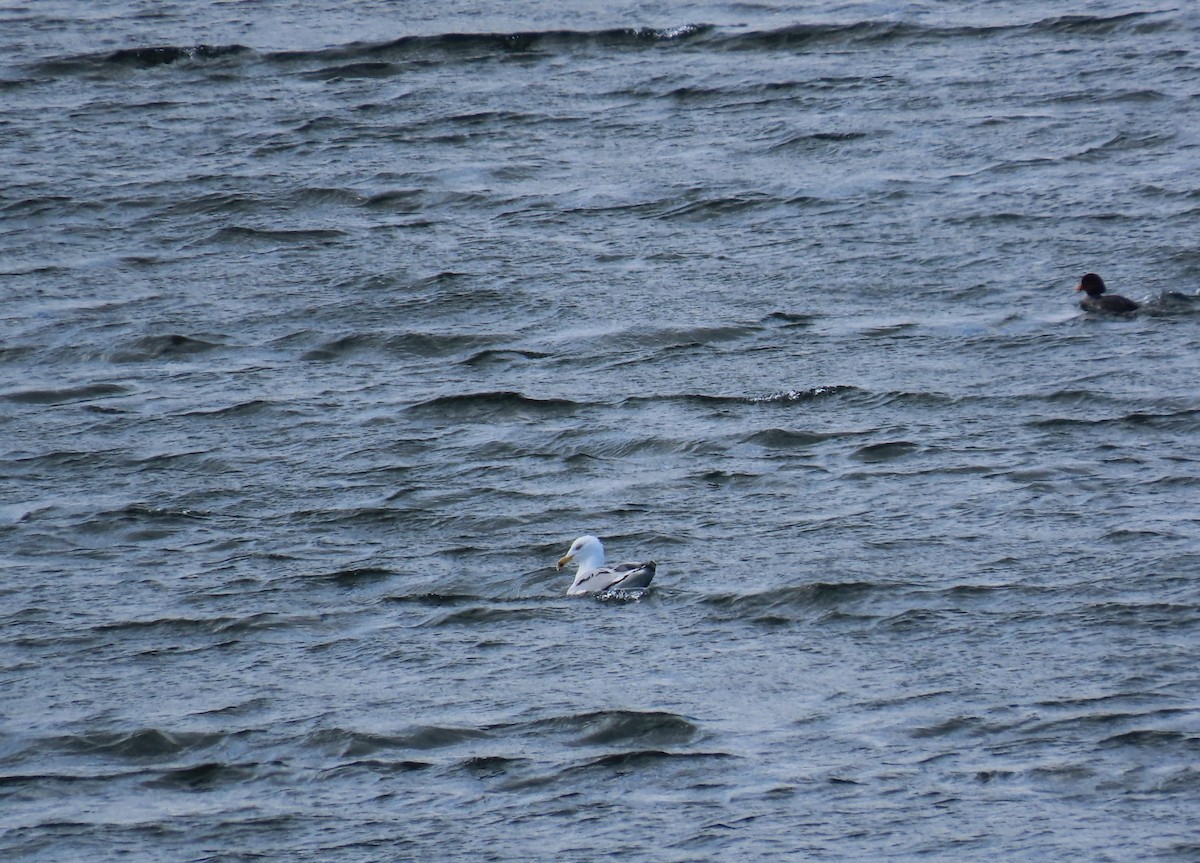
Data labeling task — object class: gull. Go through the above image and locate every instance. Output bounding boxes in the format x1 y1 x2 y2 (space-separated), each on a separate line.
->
556 535 656 595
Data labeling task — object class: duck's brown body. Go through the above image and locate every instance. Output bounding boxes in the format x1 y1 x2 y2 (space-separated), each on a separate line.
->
1076 273 1138 314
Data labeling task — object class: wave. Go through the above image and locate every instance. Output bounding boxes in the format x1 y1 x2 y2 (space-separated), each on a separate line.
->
743 428 840 448
382 592 483 607
417 604 561 628
406 390 583 418
2 194 75 217
300 331 494 361
461 348 551 366
1 383 128 405
25 13 1166 78
54 727 225 759
1140 291 1200 314
748 385 860 404
852 440 921 462
8 449 107 469
82 503 209 525
21 43 251 78
274 25 713 64
762 311 819 328
109 333 225 362
459 755 531 778
307 724 489 756
195 225 346 246
301 60 401 81
619 385 858 410
24 26 707 77
609 324 764 349
650 193 781 221
1031 11 1166 35
573 749 730 772
91 610 316 639
659 385 952 410
310 566 397 586
712 12 1162 50
307 710 701 765
1099 729 1197 749
1019 703 1199 757
180 398 279 418
768 129 876 153
317 758 433 778
1028 407 1200 431
514 709 699 747
144 761 262 789
703 582 885 617
495 747 732 791
105 44 251 67
615 385 956 418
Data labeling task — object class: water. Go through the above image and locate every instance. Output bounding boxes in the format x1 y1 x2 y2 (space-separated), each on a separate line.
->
3 2 1200 860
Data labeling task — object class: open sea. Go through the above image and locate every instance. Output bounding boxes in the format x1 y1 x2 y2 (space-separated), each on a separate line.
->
3 1 1200 860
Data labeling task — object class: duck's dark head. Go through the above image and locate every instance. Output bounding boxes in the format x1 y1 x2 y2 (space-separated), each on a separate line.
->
1075 273 1107 296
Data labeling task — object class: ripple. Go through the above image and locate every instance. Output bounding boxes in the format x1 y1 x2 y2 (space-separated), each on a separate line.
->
517 709 699 747
406 391 582 418
144 761 262 789
852 440 920 462
1 383 129 405
104 45 251 67
109 334 225 362
308 725 489 756
56 728 224 759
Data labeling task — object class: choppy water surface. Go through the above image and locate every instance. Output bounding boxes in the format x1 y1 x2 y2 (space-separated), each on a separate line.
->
3 1 1200 860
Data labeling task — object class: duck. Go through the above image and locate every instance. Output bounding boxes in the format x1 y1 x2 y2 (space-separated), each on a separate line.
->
1075 273 1139 314
556 535 656 595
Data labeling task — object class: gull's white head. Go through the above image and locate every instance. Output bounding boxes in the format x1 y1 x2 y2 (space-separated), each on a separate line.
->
556 535 605 572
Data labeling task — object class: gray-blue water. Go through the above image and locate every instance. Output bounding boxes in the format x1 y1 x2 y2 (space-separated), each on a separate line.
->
3 2 1200 860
